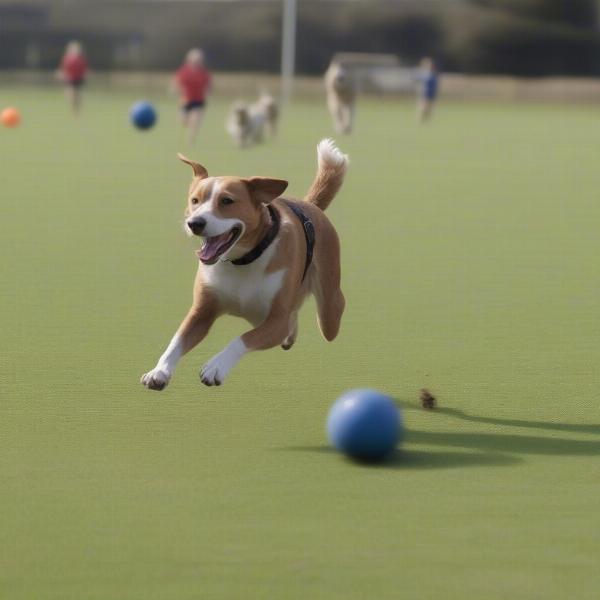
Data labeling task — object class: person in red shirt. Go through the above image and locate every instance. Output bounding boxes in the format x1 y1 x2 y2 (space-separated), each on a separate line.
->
58 41 88 114
173 48 212 144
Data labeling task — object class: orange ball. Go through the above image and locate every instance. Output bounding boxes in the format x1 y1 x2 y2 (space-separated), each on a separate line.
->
1 107 21 127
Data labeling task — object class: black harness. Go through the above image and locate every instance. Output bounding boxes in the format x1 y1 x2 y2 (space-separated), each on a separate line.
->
283 200 315 281
231 201 315 281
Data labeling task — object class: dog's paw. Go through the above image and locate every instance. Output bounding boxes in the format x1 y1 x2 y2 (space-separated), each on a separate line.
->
200 338 246 387
140 368 171 391
281 334 296 351
200 355 228 386
281 319 298 351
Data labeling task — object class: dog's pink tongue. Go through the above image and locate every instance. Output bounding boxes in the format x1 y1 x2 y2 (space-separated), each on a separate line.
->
197 231 232 263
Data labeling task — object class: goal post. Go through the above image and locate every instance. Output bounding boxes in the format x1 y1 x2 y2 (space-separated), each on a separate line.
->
280 0 297 103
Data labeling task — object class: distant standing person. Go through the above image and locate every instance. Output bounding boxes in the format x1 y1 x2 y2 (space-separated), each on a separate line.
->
416 57 439 123
174 48 212 145
59 41 88 115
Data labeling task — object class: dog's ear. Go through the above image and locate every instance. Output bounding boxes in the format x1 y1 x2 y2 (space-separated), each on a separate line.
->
177 153 208 179
245 177 288 204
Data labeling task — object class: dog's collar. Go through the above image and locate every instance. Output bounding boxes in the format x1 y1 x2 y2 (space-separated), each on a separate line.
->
231 204 280 266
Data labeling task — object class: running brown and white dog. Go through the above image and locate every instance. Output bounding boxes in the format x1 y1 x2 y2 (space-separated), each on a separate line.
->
140 139 348 389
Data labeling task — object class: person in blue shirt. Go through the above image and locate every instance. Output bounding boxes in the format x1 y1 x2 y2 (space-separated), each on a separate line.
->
416 57 439 122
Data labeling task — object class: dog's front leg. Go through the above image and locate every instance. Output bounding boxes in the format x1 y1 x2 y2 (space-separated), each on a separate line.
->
141 304 217 391
200 308 290 387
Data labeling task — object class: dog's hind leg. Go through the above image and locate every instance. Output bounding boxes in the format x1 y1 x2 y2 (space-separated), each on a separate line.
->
334 105 346 134
343 104 355 134
314 281 345 342
312 236 345 342
281 312 298 350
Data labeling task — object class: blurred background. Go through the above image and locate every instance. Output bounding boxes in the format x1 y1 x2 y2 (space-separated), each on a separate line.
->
3 3 600 600
2 0 600 101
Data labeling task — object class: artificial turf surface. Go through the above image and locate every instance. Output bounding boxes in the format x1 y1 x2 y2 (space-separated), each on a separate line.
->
2 85 599 599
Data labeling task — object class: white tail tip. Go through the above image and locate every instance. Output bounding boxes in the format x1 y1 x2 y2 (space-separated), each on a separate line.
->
317 138 349 169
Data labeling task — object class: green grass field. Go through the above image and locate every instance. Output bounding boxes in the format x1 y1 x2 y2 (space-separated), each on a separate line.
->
2 85 599 599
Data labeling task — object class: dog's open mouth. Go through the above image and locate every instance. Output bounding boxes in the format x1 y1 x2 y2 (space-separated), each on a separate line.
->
196 226 242 265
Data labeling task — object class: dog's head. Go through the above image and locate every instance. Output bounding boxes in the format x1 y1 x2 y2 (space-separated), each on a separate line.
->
178 154 288 265
257 93 274 108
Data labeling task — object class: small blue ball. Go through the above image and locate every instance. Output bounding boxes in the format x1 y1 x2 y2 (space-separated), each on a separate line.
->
327 389 402 460
130 101 157 130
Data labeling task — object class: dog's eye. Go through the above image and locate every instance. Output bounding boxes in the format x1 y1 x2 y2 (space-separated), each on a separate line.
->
221 197 234 206
191 197 199 205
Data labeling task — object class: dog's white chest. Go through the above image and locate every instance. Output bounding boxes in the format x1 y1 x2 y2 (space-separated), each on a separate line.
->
202 243 286 325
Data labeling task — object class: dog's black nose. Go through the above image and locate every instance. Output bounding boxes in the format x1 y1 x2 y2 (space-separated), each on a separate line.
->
187 217 206 235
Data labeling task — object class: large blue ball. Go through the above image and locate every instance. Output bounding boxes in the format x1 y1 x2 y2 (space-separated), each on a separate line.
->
130 101 157 130
327 389 402 460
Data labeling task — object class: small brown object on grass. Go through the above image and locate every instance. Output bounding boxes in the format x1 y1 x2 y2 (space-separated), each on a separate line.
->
420 388 436 410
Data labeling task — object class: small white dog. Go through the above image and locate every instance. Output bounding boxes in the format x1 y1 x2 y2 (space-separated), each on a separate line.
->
256 92 278 137
226 93 278 148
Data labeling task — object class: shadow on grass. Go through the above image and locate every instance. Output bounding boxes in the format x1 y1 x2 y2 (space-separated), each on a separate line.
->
279 402 600 469
406 428 600 456
398 401 600 436
394 400 600 456
281 445 521 469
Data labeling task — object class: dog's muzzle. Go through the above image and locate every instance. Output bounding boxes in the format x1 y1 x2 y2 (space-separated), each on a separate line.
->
187 217 206 236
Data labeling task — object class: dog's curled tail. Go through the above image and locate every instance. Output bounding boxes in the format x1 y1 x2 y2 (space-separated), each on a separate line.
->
304 138 349 211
